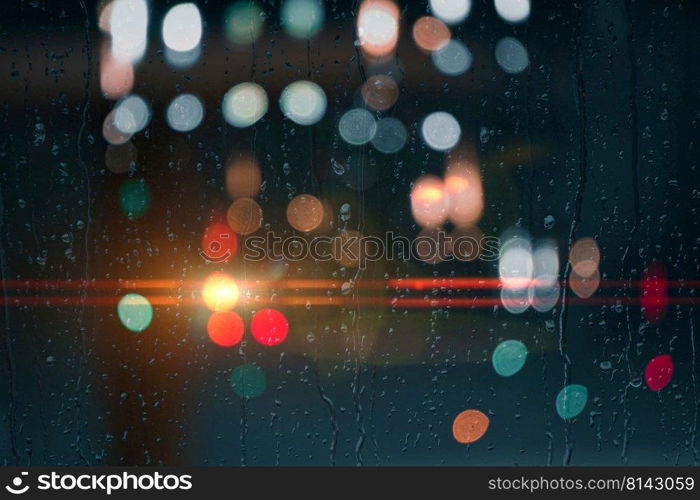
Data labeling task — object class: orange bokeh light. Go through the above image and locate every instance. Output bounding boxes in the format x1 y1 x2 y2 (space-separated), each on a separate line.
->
227 198 263 235
207 311 244 347
569 268 600 299
445 163 483 226
287 194 324 232
452 409 490 444
410 175 448 229
412 16 451 52
569 237 600 278
361 75 399 111
225 155 262 200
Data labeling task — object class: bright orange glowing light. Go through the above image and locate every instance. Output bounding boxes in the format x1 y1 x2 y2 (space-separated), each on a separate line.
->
410 175 448 229
202 272 240 312
445 175 469 192
417 186 444 204
357 0 400 57
207 311 244 347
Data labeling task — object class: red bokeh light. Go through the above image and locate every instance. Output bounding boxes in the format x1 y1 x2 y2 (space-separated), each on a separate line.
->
644 354 674 392
207 311 245 347
201 221 238 263
641 260 668 324
251 308 289 346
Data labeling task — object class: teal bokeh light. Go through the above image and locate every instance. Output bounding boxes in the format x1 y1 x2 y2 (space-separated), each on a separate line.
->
230 364 266 398
491 339 527 377
224 1 265 44
117 293 153 332
119 178 151 219
555 384 588 420
281 0 324 39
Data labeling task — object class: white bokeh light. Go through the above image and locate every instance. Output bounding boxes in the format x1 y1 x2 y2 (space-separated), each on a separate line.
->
432 39 472 76
499 229 534 290
110 0 149 62
357 0 400 57
165 44 201 69
430 0 472 25
501 286 530 314
533 243 559 284
338 109 377 145
103 110 133 145
529 279 560 313
113 94 151 135
530 241 560 313
279 81 327 126
162 3 202 53
499 246 533 285
166 94 204 132
371 117 407 154
494 0 530 24
495 37 529 74
421 111 461 151
222 83 269 128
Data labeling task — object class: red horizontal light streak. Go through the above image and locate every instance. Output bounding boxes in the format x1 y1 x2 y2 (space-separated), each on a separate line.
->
0 295 696 308
2 278 699 290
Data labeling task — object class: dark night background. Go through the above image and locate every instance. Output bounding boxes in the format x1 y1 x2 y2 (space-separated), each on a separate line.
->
0 0 699 466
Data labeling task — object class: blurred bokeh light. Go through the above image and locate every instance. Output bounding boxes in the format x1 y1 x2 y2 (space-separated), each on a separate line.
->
222 83 268 128
357 0 400 57
411 175 448 229
207 311 245 347
281 0 325 39
227 197 263 235
202 272 240 312
430 0 472 25
117 293 153 332
279 81 327 126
